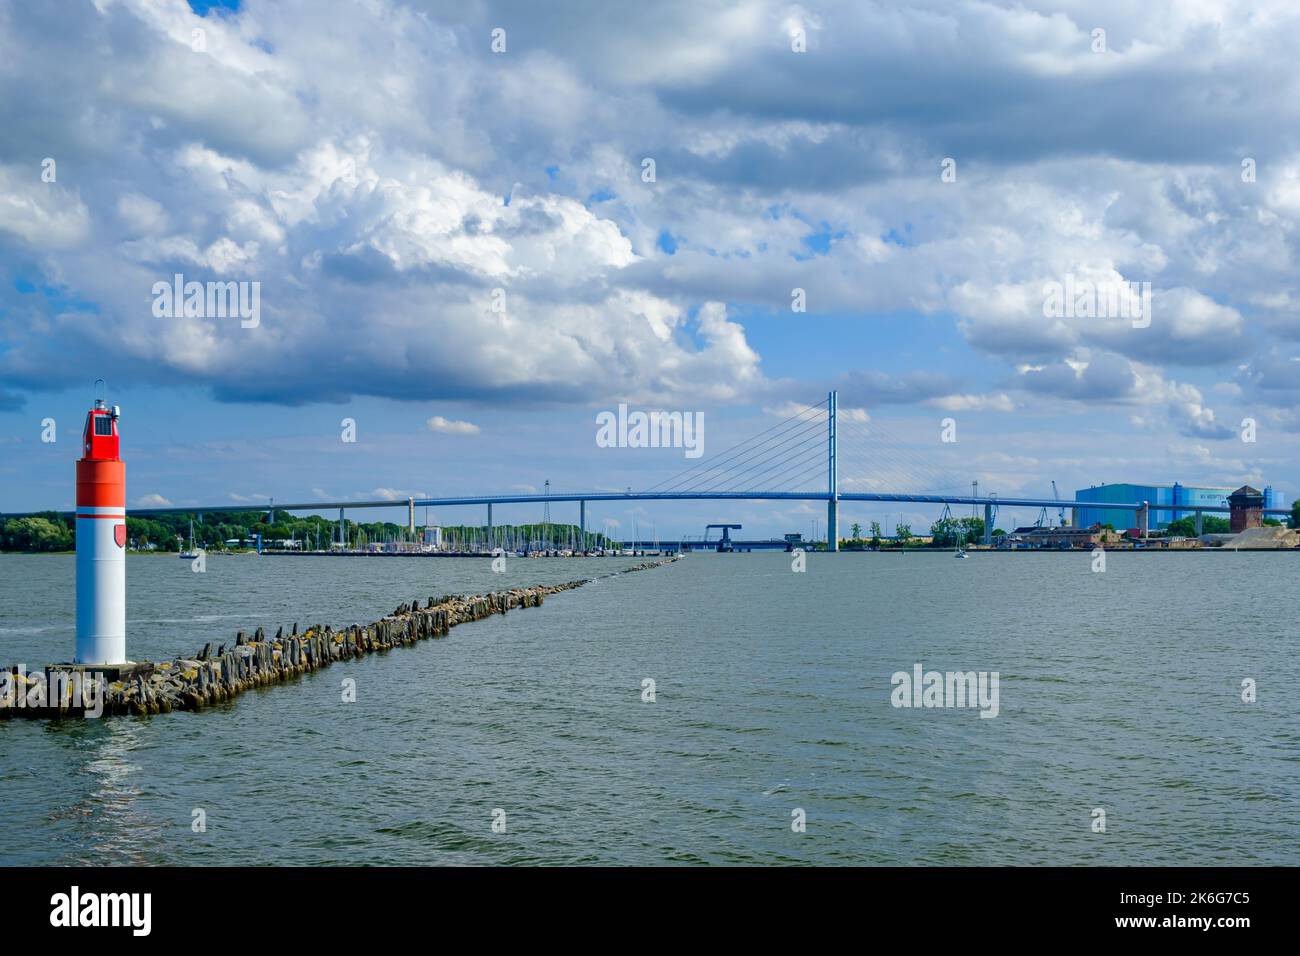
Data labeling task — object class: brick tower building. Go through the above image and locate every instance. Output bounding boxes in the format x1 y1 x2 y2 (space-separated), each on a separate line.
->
1227 485 1265 533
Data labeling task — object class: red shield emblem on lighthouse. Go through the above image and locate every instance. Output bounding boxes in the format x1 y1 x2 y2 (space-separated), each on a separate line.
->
114 524 126 548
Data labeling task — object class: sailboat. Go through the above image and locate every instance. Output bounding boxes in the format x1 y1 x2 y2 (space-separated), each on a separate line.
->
179 518 200 559
954 528 968 558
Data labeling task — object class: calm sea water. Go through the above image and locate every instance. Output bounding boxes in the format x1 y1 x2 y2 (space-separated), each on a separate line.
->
1 550 1297 866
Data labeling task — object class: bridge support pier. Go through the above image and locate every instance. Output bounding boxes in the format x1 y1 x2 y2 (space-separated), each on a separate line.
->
1194 510 1202 536
1137 501 1150 538
337 507 344 549
407 497 415 535
579 500 586 550
983 502 993 546
487 503 493 550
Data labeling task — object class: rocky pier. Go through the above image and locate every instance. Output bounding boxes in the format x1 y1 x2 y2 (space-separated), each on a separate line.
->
1 558 678 719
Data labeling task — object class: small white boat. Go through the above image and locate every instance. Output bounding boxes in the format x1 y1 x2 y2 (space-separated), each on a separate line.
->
954 548 968 559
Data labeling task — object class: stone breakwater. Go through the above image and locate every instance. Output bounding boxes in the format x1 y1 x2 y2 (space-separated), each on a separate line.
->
1 558 678 720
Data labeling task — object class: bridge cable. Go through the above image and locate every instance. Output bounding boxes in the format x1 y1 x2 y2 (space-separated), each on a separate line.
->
644 405 827 495
705 431 830 493
640 399 828 494
679 417 829 493
833 415 966 495
650 409 828 495
730 455 829 495
677 430 827 496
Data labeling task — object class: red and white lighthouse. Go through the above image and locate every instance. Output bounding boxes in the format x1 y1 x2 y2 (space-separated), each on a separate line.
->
75 398 126 665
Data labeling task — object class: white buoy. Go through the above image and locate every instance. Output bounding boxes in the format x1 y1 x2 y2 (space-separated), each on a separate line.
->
75 397 126 665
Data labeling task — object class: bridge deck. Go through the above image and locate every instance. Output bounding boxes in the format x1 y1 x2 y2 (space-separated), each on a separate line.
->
6 490 1286 519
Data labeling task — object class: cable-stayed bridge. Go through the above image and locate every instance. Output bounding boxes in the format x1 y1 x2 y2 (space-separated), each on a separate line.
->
12 392 1287 549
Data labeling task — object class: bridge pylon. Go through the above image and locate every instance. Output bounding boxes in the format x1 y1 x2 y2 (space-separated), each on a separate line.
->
827 390 838 552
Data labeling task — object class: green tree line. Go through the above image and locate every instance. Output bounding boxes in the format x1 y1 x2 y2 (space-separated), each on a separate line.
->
1 510 611 553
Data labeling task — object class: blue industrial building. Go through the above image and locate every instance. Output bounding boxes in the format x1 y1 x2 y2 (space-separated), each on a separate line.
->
1073 482 1283 531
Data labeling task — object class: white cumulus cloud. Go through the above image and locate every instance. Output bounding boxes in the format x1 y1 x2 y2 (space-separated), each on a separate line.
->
426 416 480 435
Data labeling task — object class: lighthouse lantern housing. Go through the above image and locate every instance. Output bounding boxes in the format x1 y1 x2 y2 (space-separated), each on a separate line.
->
82 400 121 461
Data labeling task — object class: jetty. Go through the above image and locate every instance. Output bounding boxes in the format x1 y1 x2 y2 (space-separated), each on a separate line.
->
1 557 679 720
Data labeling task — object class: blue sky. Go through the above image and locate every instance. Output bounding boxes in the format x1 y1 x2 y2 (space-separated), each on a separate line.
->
4 0 1300 536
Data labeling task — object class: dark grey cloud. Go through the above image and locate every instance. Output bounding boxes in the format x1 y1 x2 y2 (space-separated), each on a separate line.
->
656 130 904 193
1018 358 1137 402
